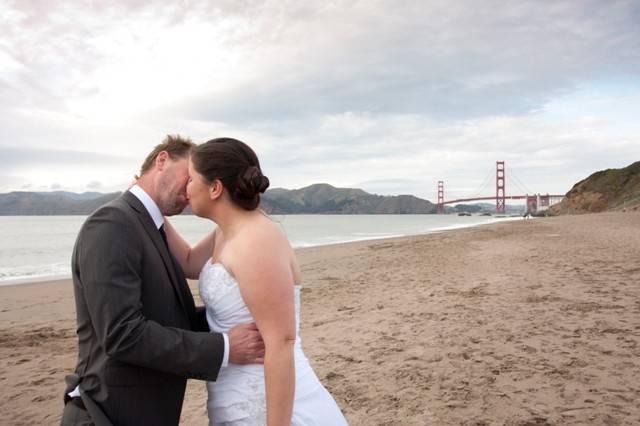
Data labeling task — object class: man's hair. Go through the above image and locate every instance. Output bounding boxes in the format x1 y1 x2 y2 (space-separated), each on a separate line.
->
139 135 196 176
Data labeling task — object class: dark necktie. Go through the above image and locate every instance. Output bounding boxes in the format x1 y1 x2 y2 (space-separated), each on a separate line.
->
159 224 168 246
158 223 195 318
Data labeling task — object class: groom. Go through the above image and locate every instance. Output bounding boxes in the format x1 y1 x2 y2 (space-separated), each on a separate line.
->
61 136 264 426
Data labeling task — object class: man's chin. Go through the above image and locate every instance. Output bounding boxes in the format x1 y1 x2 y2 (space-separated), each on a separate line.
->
163 203 188 217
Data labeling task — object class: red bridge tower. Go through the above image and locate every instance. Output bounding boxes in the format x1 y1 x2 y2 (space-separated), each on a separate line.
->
496 161 505 214
437 181 444 214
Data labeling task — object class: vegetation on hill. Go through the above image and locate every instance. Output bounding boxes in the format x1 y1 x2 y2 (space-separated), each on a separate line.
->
261 183 436 214
0 184 437 215
0 191 120 215
551 161 640 214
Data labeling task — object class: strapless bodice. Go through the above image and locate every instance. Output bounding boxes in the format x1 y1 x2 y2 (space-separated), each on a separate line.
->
198 261 302 336
198 261 348 426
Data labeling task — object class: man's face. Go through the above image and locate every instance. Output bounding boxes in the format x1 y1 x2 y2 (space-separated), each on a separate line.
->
156 156 190 216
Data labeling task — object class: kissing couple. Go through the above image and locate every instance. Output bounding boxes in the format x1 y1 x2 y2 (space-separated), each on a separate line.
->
61 136 348 426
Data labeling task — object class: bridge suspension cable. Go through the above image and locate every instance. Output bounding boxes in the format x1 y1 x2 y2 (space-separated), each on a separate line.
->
508 174 529 196
467 166 494 200
509 167 532 195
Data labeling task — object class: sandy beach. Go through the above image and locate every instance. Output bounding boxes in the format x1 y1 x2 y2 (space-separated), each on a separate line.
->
1 212 639 425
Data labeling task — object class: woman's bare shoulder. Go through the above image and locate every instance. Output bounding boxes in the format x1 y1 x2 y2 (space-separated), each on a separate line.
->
225 217 290 271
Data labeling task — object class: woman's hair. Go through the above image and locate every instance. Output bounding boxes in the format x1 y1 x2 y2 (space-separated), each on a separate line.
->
191 137 270 210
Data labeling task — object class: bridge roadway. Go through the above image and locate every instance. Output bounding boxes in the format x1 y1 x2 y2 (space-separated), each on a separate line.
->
443 195 565 205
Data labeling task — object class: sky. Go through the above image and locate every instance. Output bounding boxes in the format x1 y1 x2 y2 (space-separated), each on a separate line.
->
1 0 639 202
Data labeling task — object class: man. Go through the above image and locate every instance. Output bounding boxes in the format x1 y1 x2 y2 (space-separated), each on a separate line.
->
61 135 264 426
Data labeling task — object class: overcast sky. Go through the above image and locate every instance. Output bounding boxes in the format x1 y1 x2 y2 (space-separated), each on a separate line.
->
1 0 639 202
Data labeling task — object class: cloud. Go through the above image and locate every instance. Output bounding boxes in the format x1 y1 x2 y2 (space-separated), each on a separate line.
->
252 112 640 199
353 178 429 197
86 180 103 189
4 1 640 123
0 1 638 197
174 0 640 123
0 174 30 193
0 147 134 172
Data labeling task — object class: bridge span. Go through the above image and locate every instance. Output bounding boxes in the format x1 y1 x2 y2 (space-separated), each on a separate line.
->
437 161 565 214
443 195 565 205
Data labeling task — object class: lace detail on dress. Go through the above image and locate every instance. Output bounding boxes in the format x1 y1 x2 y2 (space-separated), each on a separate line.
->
207 372 266 426
198 262 238 309
229 378 266 425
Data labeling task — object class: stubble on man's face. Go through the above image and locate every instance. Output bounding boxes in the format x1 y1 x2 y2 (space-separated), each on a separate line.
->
157 157 190 216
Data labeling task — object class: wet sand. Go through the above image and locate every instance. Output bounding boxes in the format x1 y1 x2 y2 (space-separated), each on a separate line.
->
1 212 639 425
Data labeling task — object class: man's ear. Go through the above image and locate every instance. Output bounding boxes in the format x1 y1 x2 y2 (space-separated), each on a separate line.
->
209 180 224 200
155 151 169 170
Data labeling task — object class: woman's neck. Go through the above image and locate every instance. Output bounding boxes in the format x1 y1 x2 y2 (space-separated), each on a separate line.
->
210 203 257 240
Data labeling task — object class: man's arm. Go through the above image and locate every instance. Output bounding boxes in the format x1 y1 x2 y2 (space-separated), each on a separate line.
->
193 306 210 332
78 206 224 380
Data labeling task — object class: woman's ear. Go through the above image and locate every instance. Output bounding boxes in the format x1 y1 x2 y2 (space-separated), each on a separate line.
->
209 179 224 200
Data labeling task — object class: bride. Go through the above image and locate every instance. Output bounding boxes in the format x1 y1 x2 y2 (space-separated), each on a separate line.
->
163 137 348 425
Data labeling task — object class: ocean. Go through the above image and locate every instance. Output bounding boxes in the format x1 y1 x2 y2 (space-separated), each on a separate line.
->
0 214 518 285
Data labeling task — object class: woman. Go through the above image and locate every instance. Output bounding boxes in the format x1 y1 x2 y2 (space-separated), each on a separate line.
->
163 137 348 426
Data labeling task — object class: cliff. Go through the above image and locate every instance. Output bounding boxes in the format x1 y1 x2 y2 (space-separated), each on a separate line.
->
550 161 640 214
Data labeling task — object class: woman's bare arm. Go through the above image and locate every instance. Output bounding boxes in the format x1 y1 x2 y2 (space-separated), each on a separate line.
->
230 226 296 426
163 219 216 279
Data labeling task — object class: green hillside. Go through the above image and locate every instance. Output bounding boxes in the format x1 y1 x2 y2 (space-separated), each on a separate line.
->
551 161 640 214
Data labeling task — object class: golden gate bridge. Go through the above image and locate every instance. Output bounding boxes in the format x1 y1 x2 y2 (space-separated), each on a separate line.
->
436 161 565 214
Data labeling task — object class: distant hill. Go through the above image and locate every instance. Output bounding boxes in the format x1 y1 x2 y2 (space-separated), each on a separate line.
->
0 191 121 215
0 184 437 215
454 202 524 215
550 161 640 214
36 191 106 201
261 183 436 214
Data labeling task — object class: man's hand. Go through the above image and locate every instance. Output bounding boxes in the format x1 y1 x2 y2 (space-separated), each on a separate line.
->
228 322 265 364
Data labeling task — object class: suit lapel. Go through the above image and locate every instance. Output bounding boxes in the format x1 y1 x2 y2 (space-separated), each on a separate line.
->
122 192 192 316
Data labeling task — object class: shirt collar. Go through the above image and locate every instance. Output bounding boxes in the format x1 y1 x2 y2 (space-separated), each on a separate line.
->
129 185 164 230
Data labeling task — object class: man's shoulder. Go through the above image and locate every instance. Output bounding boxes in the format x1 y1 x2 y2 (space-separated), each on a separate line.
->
82 194 136 229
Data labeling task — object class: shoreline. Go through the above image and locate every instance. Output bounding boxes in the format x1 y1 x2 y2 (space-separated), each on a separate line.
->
0 215 523 287
0 275 71 287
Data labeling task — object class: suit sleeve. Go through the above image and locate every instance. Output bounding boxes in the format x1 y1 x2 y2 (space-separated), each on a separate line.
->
193 306 211 332
77 206 224 381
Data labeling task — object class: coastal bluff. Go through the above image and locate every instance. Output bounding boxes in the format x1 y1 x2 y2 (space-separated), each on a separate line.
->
551 160 640 214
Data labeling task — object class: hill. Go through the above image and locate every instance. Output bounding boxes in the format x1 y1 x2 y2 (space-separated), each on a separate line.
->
0 184 437 215
0 191 121 215
261 183 436 214
550 161 640 214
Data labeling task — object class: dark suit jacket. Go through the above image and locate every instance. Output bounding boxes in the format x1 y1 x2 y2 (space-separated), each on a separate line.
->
64 191 224 425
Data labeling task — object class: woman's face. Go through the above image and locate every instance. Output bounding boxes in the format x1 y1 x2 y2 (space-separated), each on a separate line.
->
186 159 210 217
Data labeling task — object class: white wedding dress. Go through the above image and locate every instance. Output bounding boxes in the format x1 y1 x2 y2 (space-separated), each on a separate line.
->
199 261 348 426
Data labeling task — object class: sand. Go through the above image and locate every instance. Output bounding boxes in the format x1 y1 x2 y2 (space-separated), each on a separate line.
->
1 212 639 425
